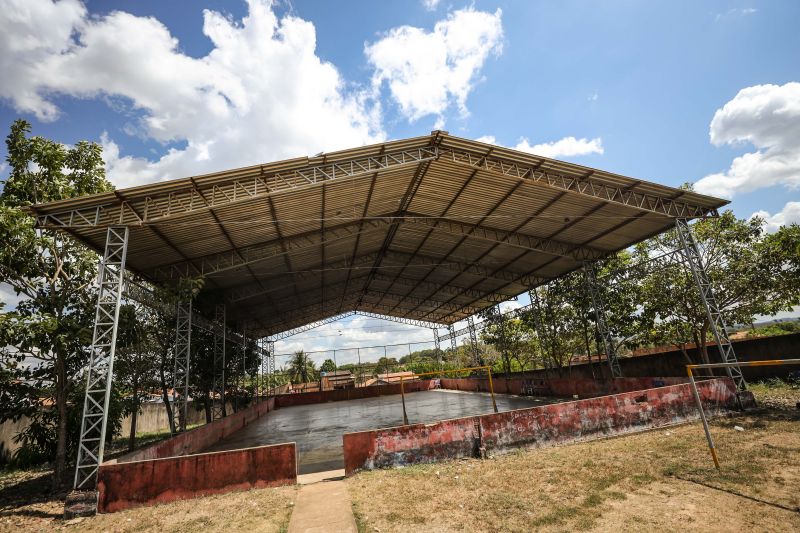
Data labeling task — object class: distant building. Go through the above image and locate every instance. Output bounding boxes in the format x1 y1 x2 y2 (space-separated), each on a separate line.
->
364 371 418 387
321 370 355 389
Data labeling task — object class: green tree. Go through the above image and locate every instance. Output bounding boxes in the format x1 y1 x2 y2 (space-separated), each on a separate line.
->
288 350 317 384
636 211 800 365
0 119 113 487
319 358 336 373
115 304 160 451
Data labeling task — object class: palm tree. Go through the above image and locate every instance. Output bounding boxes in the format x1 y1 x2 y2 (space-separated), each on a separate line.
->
288 350 317 384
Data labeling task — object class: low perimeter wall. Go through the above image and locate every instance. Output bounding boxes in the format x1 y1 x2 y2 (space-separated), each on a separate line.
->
275 380 437 408
97 442 296 513
440 376 689 398
115 397 275 463
343 377 750 475
95 396 295 513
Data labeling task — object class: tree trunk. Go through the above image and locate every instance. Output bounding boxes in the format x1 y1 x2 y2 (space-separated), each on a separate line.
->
159 362 175 434
52 353 68 490
583 321 595 379
204 391 212 424
128 381 139 452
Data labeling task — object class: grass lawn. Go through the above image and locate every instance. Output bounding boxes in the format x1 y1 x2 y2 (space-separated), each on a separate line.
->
347 381 800 532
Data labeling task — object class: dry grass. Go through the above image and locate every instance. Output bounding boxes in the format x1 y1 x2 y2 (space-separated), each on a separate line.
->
0 479 296 533
2 384 799 532
347 406 800 532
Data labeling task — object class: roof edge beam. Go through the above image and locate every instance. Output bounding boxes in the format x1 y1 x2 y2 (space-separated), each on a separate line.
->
438 147 716 219
34 146 438 229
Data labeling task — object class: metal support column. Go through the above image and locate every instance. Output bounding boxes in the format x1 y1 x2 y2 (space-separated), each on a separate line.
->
491 304 509 372
467 316 481 366
675 218 745 390
212 304 226 419
582 262 623 378
74 226 129 490
241 327 248 399
448 324 456 350
528 289 550 373
172 299 192 432
267 339 275 395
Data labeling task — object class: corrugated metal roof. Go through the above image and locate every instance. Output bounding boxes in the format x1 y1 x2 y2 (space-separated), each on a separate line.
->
30 131 727 337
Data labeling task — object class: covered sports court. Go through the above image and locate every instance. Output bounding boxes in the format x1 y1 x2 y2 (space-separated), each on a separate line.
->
29 130 747 513
206 388 561 474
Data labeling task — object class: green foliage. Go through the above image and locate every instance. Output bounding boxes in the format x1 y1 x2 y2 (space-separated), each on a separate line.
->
319 358 336 373
0 119 113 484
745 320 800 338
287 350 317 384
636 210 800 364
11 382 124 468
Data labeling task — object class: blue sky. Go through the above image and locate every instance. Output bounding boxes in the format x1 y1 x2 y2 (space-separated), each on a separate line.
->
1 0 798 365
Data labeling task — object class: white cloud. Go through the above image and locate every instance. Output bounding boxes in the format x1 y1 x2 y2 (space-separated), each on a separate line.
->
0 0 384 187
716 7 758 22
0 0 87 121
476 135 604 159
421 0 442 10
695 82 800 199
274 314 438 366
750 201 800 233
365 7 503 125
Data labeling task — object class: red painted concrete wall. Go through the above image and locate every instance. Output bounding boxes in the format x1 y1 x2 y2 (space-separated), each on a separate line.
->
97 442 296 513
116 397 275 463
343 378 748 475
439 376 688 398
275 380 436 408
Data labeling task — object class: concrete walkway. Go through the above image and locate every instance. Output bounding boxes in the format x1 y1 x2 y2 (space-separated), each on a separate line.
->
288 470 357 533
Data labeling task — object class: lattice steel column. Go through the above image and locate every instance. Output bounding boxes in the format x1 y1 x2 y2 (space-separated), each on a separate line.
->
267 340 275 394
491 304 509 370
448 324 456 350
241 327 248 399
172 299 192 432
258 338 266 399
582 262 623 378
528 289 549 371
467 316 481 366
675 218 745 390
74 226 129 490
212 304 226 419
433 328 442 370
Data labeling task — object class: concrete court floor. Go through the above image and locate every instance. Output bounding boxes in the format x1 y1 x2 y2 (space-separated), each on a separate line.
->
204 389 563 474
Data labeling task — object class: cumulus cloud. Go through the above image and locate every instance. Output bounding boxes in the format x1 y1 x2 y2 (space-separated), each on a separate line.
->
750 201 800 233
476 135 604 159
365 7 503 125
421 0 442 10
0 0 384 187
0 0 87 121
694 82 800 199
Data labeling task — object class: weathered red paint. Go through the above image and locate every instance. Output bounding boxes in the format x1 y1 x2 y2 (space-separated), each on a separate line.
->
343 378 751 475
275 380 436 408
97 442 297 513
117 397 275 463
439 376 688 398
